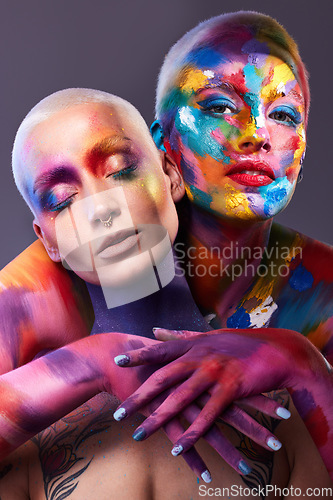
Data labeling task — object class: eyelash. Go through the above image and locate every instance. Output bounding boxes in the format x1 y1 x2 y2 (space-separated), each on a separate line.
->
48 164 138 212
269 107 301 127
198 98 238 115
108 163 138 180
49 194 76 212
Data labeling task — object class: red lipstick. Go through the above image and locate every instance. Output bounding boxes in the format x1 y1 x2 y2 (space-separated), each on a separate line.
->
227 161 275 187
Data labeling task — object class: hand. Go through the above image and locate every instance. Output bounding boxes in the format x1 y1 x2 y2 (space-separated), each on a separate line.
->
112 328 315 468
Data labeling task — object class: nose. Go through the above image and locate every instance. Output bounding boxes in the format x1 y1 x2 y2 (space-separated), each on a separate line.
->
84 188 122 225
237 126 271 154
89 197 121 225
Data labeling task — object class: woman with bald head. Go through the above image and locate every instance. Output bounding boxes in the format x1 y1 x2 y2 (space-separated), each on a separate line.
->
0 11 332 482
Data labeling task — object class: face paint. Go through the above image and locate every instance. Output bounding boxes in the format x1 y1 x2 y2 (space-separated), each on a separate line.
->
160 35 306 221
22 103 178 289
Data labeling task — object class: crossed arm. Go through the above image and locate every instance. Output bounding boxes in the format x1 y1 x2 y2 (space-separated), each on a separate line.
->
0 327 332 480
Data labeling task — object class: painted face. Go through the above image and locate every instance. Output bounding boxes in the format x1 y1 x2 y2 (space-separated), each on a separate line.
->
20 103 179 290
161 37 306 221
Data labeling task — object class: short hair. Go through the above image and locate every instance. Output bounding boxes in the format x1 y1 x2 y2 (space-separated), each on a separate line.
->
156 11 310 131
12 88 158 214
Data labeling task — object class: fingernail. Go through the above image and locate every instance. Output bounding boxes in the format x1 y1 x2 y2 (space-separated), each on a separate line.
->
114 354 130 366
276 407 291 419
201 470 212 483
132 428 146 441
152 327 163 333
267 437 282 451
238 460 252 475
113 408 127 421
171 444 183 456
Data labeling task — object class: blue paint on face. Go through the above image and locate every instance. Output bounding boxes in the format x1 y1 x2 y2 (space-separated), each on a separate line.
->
174 106 230 162
243 63 263 94
289 263 314 292
186 46 228 69
188 185 213 209
227 306 251 328
259 177 293 217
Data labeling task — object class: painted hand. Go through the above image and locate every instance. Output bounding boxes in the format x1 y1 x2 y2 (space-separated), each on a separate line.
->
113 327 324 474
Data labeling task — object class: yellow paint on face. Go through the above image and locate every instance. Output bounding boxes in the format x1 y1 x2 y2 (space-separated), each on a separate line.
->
179 68 210 95
261 62 296 102
224 184 253 219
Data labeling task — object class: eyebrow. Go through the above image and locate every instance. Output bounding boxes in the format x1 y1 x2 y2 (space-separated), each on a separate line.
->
197 81 304 105
33 136 134 194
33 166 81 194
86 135 133 172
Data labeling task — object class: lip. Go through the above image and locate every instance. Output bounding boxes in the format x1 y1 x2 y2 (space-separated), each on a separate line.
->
97 229 141 260
227 161 275 187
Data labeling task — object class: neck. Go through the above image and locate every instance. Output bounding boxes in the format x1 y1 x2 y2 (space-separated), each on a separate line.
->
178 204 273 317
85 258 210 338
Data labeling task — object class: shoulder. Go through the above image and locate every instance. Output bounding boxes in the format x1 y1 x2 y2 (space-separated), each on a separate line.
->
0 240 93 368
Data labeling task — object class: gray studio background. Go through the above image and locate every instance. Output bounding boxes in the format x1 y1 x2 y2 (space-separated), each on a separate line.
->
1 0 332 268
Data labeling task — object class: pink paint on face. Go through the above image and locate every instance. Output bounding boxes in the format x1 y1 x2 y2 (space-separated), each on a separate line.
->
165 39 306 220
22 103 179 287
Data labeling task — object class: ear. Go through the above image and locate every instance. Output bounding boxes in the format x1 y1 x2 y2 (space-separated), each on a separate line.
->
33 220 61 262
161 151 185 203
150 120 167 152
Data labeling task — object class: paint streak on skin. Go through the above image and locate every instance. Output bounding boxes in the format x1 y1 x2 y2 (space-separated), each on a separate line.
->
224 184 252 219
179 68 210 95
247 296 278 328
289 264 314 292
160 34 306 221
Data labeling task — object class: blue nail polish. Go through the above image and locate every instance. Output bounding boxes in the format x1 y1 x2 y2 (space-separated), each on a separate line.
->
114 354 130 366
113 408 127 421
238 460 252 475
132 428 146 441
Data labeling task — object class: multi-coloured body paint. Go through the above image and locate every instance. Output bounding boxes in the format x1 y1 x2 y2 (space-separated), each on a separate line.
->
115 326 333 479
0 14 332 485
0 239 92 373
3 90 298 482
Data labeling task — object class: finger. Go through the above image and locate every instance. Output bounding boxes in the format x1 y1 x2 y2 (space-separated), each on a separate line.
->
113 362 194 421
222 404 282 451
129 368 215 438
181 403 252 476
163 418 212 483
237 395 291 420
152 328 208 341
169 384 232 455
114 339 189 367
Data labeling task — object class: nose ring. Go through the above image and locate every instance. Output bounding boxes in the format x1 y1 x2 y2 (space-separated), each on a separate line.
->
99 214 113 228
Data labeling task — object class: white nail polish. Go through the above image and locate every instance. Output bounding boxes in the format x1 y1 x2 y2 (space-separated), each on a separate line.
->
276 407 291 419
114 354 129 366
113 408 127 421
267 437 282 451
171 444 183 456
201 470 212 483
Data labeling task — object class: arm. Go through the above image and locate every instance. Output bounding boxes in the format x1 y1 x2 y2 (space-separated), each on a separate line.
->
0 240 93 373
113 327 333 479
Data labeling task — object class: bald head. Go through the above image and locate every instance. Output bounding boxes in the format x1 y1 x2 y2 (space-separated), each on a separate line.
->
12 88 159 214
156 11 310 131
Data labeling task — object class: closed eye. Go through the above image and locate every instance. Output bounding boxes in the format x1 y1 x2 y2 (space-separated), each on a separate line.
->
108 164 138 180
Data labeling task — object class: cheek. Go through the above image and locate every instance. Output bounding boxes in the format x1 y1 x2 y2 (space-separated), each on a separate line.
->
174 107 238 163
124 175 170 225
